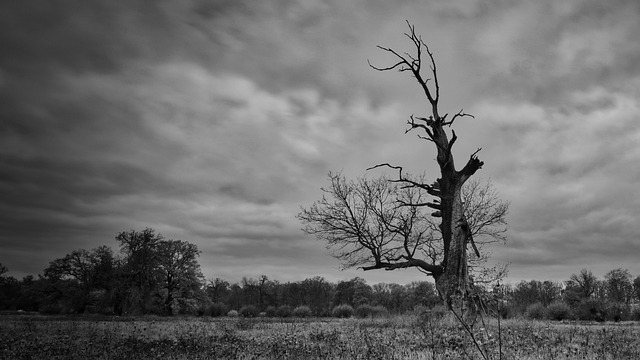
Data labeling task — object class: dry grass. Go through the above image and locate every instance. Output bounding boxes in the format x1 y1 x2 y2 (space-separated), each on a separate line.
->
1 314 639 359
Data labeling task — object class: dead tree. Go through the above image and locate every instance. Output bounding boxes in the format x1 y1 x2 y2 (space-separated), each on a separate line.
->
367 22 484 309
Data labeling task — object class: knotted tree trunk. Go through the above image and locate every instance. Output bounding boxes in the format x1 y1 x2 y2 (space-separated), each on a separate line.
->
369 22 483 311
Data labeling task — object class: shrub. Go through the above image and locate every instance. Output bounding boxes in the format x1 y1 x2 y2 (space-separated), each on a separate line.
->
177 298 200 315
239 305 259 318
371 305 389 318
265 306 277 317
413 305 428 316
332 304 354 318
208 303 228 317
546 301 571 321
227 310 238 317
429 305 449 319
415 305 447 325
574 299 607 321
525 302 546 320
196 304 207 316
493 303 513 319
606 302 629 322
355 304 374 318
276 305 292 318
630 306 640 321
293 305 312 318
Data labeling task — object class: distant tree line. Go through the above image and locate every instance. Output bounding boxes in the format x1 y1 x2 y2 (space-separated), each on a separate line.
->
0 228 441 316
1 230 639 320
497 268 640 322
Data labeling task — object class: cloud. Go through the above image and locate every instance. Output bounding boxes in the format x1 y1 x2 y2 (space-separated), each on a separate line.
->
2 0 640 284
472 0 640 106
0 43 406 278
472 88 640 280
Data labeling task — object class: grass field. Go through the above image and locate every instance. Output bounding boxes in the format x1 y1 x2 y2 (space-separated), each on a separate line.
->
1 314 639 359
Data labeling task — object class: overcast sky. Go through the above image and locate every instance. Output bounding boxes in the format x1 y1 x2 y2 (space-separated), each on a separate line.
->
2 0 640 286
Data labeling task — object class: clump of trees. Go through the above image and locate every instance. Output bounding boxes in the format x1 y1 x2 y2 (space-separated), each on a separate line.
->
0 228 205 315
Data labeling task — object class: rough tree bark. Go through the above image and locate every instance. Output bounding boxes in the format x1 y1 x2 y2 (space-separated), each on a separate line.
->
368 22 483 310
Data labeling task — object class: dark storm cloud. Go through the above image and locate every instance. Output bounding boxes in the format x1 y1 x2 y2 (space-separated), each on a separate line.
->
475 0 640 107
0 1 198 275
0 2 191 87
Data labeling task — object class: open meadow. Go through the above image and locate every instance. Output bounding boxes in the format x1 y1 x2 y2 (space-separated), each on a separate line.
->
1 314 639 359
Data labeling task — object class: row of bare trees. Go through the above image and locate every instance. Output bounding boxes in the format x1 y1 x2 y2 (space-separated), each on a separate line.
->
504 268 640 321
204 276 440 317
3 257 639 319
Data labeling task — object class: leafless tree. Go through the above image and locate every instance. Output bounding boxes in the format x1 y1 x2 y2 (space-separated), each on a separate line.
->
299 172 434 272
301 22 504 311
298 174 508 297
367 21 485 308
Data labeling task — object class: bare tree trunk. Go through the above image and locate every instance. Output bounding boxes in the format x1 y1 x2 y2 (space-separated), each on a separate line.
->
369 22 483 310
435 184 466 299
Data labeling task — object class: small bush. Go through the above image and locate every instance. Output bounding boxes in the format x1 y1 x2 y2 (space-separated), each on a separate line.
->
429 305 449 319
574 299 607 322
525 302 546 320
415 305 447 325
493 304 513 319
265 306 277 317
371 305 389 318
332 304 354 318
208 303 228 317
413 305 428 316
196 304 207 316
355 304 374 318
293 305 312 318
239 305 259 318
630 306 640 321
606 302 629 322
227 310 238 317
547 301 571 321
276 305 292 318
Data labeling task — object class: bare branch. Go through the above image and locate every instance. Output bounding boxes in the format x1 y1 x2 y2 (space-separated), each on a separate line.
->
407 115 435 140
443 109 475 127
424 44 439 104
366 163 404 179
459 148 484 181
448 129 458 150
362 258 443 275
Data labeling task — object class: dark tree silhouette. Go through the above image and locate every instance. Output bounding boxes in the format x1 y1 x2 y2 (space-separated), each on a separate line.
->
604 268 633 305
301 23 501 312
157 239 203 315
367 22 485 309
117 228 163 314
565 269 599 305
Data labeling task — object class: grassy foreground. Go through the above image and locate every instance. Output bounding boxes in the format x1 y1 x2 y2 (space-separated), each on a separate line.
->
1 314 639 359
